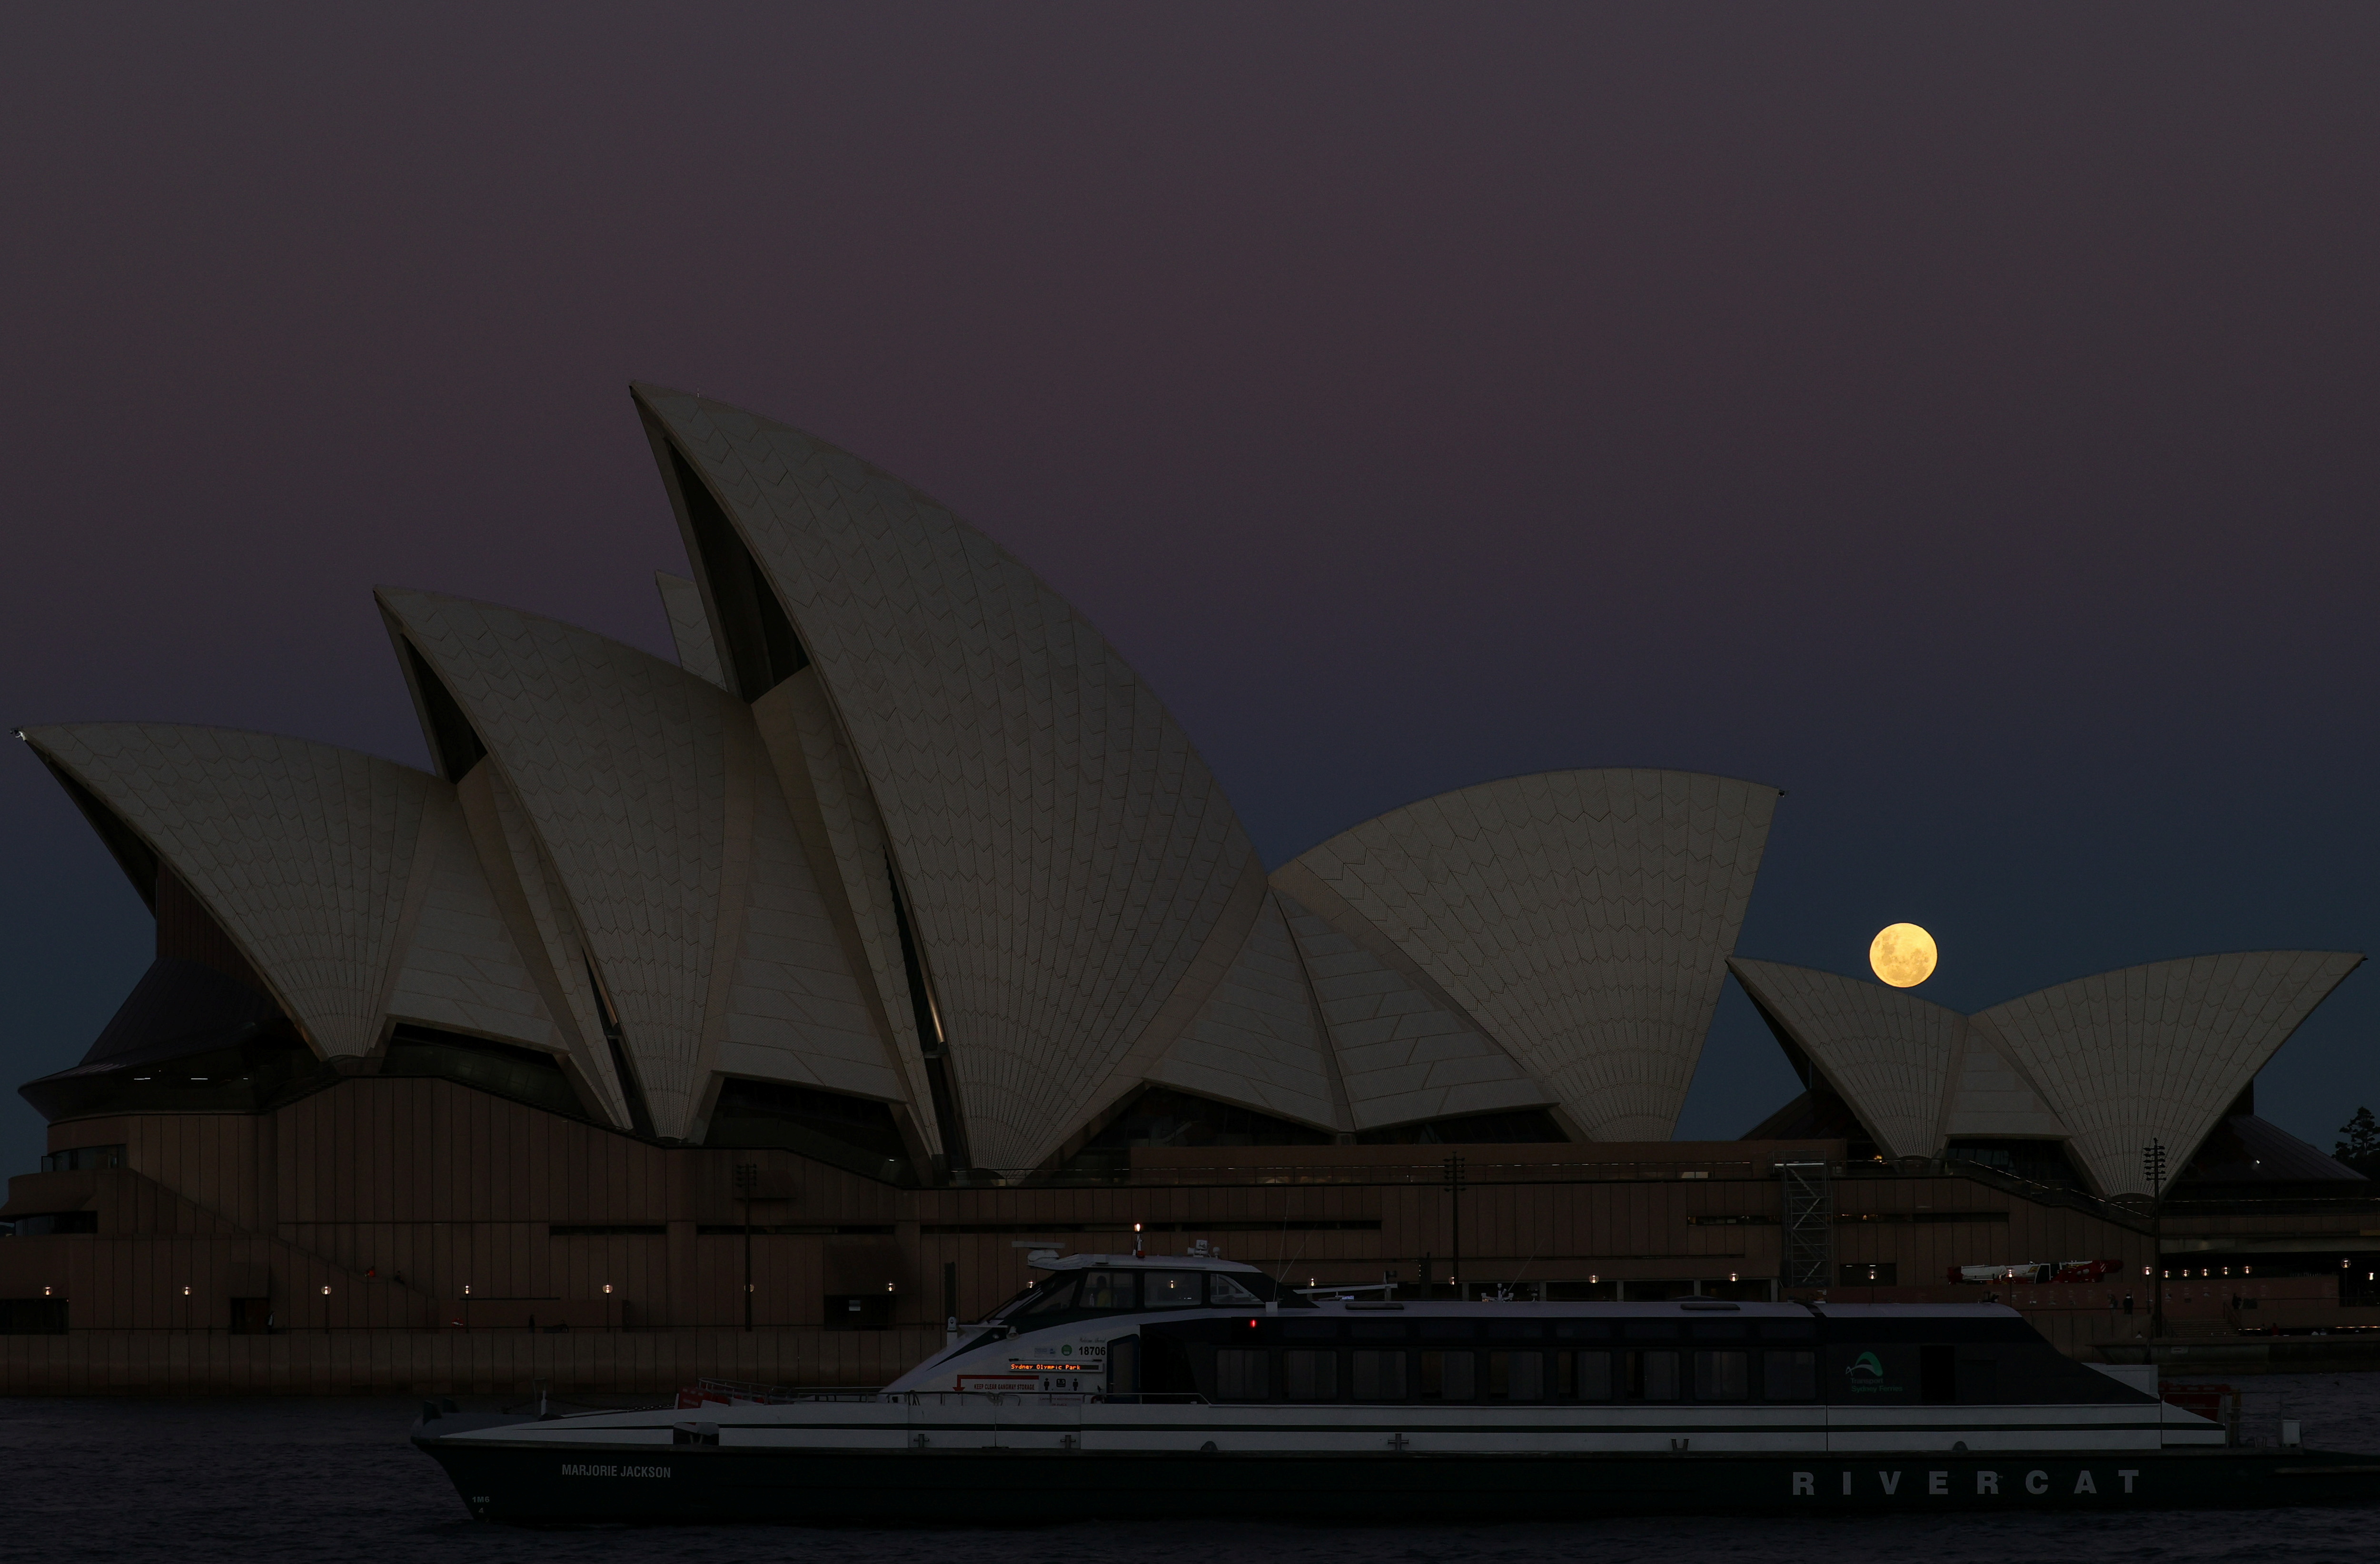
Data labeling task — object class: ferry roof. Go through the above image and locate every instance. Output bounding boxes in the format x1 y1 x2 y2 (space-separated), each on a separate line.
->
1030 1252 1263 1273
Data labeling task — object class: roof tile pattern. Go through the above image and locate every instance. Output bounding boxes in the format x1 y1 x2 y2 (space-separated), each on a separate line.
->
1147 893 1345 1131
458 763 634 1126
751 674 943 1143
637 386 1256 1171
719 746 906 1101
1727 958 1967 1159
26 724 430 1057
1942 1020 2067 1139
1288 770 1778 1140
379 589 733 1139
1978 951 2363 1197
654 571 727 689
384 789 566 1050
1278 893 1546 1129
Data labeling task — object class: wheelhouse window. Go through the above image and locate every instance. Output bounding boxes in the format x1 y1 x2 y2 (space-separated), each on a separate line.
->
1077 1270 1136 1311
1208 1273 1263 1306
1143 1270 1205 1307
1014 1276 1080 1317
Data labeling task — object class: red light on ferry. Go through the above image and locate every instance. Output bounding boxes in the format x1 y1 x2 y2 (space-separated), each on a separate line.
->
1248 1319 1259 1329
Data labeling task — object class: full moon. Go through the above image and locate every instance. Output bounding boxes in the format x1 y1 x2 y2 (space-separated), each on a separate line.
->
1870 923 1938 988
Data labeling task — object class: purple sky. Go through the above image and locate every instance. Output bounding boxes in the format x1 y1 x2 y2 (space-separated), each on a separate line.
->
3 4 2374 1165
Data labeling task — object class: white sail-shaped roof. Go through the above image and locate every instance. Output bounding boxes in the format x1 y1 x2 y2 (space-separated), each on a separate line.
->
25 723 431 1058
378 588 741 1139
1285 769 1778 1140
1269 884 1547 1130
1978 951 2363 1198
634 385 1263 1171
654 571 727 689
1728 957 1968 1160
1144 892 1347 1132
383 787 567 1052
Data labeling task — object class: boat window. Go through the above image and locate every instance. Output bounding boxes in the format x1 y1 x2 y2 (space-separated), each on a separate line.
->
1689 1320 1747 1340
1489 1351 1543 1401
1487 1321 1542 1340
1757 1318 1816 1339
1631 1349 1680 1401
1215 1348 1269 1401
1352 1350 1406 1400
1957 1351 1998 1405
1077 1270 1136 1311
1283 1320 1339 1341
1142 1270 1204 1308
1764 1350 1817 1401
1624 1322 1677 1341
1284 1349 1338 1401
1016 1275 1082 1316
1418 1319 1474 1340
1694 1350 1749 1401
1351 1320 1407 1341
1571 1350 1613 1401
1208 1273 1264 1307
1554 1319 1610 1340
1418 1350 1476 1400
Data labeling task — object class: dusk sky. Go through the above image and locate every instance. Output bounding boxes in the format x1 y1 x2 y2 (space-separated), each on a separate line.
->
2 5 2374 1168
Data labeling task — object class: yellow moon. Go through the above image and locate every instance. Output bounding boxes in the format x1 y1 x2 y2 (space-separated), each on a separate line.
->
1869 923 1938 988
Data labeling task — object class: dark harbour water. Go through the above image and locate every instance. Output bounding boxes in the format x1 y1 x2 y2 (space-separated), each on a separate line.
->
3 1375 2377 1564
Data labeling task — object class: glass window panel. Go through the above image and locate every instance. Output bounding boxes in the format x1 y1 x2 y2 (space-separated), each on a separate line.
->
1142 1271 1205 1308
1208 1274 1263 1306
1018 1276 1080 1315
1554 1319 1610 1340
1351 1321 1408 1341
1419 1350 1476 1400
1418 1320 1474 1339
1215 1348 1269 1401
1352 1350 1406 1400
1487 1321 1542 1340
1764 1350 1817 1401
1284 1349 1338 1401
1572 1350 1612 1401
1694 1349 1750 1401
1635 1350 1679 1401
1076 1270 1136 1310
1492 1351 1543 1401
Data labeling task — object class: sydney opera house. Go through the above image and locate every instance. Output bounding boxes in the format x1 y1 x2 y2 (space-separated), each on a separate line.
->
1 384 2370 1393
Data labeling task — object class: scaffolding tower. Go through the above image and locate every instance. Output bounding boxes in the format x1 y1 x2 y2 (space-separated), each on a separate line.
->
1778 1160 1832 1290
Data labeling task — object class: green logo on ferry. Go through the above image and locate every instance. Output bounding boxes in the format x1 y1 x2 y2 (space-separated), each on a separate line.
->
1849 1352 1885 1379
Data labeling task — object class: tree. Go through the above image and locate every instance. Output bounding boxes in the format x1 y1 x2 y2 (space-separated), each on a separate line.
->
2336 1107 2380 1178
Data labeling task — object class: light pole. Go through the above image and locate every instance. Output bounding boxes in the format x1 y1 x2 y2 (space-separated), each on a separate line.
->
735 1162 758 1332
2142 1140 2168 1342
1443 1154 1466 1299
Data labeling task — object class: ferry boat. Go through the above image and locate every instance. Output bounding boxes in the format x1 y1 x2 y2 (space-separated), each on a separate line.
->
413 1248 2380 1523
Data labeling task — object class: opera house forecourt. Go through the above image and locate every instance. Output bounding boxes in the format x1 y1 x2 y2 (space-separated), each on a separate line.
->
3 385 2372 1396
